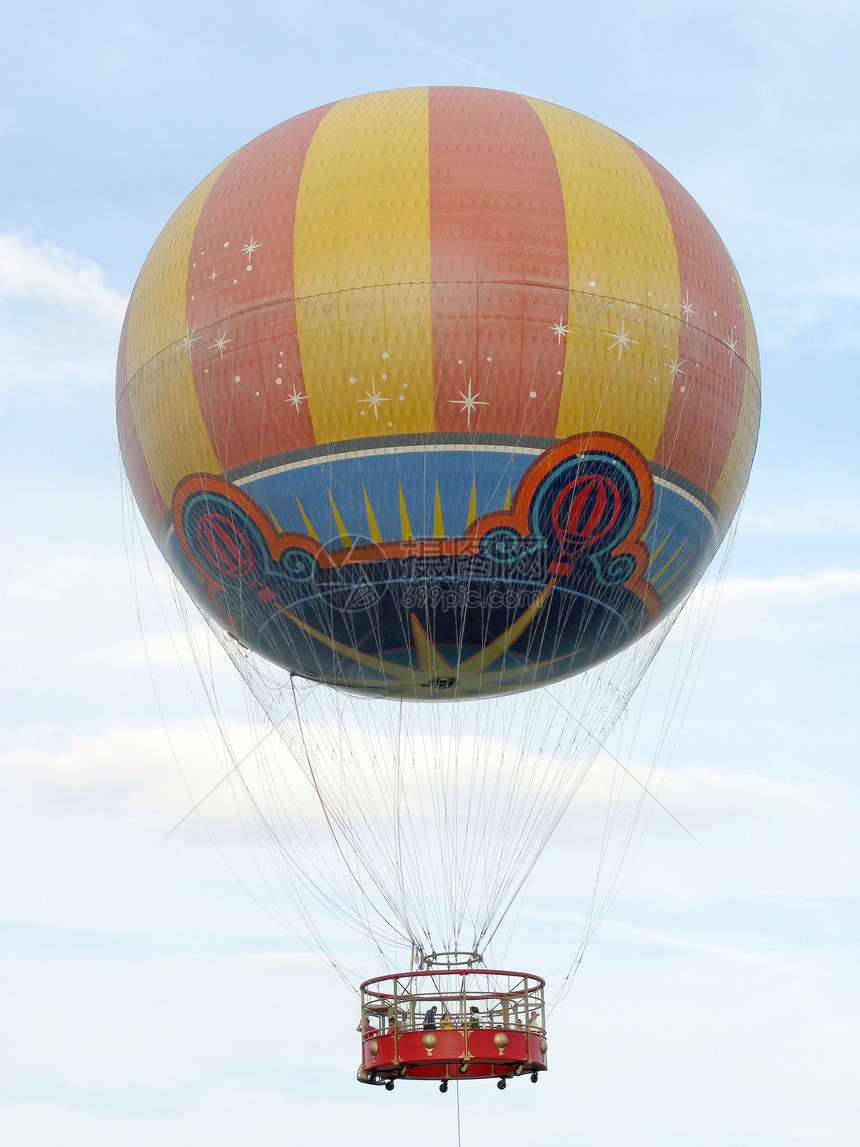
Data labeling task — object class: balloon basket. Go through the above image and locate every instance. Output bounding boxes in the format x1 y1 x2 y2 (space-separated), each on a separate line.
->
357 967 547 1088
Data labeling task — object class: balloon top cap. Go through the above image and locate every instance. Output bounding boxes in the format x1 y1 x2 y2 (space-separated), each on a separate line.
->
422 950 483 969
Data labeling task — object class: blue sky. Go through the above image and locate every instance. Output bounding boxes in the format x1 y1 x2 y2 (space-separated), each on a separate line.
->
1 2 858 1144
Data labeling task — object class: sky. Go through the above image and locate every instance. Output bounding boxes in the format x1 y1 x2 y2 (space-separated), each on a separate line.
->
1 1 858 1143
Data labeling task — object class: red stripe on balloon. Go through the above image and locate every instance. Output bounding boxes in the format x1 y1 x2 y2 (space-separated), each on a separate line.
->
627 145 746 494
429 88 569 439
185 104 333 472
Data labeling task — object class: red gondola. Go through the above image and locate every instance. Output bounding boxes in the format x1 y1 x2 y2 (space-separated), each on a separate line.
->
357 959 547 1092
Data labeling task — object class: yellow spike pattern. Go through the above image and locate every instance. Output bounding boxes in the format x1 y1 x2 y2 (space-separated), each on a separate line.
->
466 479 476 529
398 481 413 541
295 497 320 542
433 480 445 538
650 540 686 586
328 491 352 548
647 526 674 566
362 485 383 543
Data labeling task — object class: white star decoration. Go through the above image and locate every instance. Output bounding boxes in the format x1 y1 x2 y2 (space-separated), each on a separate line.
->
287 385 307 411
607 318 638 359
209 328 232 359
680 293 696 321
208 268 219 283
359 378 389 420
181 325 201 357
665 356 685 381
724 329 739 356
550 315 571 344
448 378 489 427
242 237 260 259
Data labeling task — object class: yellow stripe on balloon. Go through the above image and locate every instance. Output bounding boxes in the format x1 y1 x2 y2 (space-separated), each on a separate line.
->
122 162 228 508
524 99 681 458
711 268 761 522
293 88 435 444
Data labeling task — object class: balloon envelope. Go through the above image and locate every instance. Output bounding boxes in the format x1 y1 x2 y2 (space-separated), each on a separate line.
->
117 87 759 699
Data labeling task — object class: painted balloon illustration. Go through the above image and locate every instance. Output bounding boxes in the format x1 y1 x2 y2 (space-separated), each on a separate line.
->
117 87 759 700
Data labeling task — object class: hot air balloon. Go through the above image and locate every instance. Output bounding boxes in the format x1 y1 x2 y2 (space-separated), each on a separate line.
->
117 87 759 1089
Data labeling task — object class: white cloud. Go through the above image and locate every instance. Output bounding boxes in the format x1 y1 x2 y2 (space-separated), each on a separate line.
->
394 25 517 89
817 270 860 304
761 294 860 351
654 761 847 826
275 0 319 39
0 336 118 393
20 4 211 100
107 950 330 980
0 231 127 325
533 908 860 980
0 715 393 948
0 233 126 394
0 721 198 815
741 497 860 537
674 567 860 641
0 548 229 691
553 751 857 859
717 566 860 611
